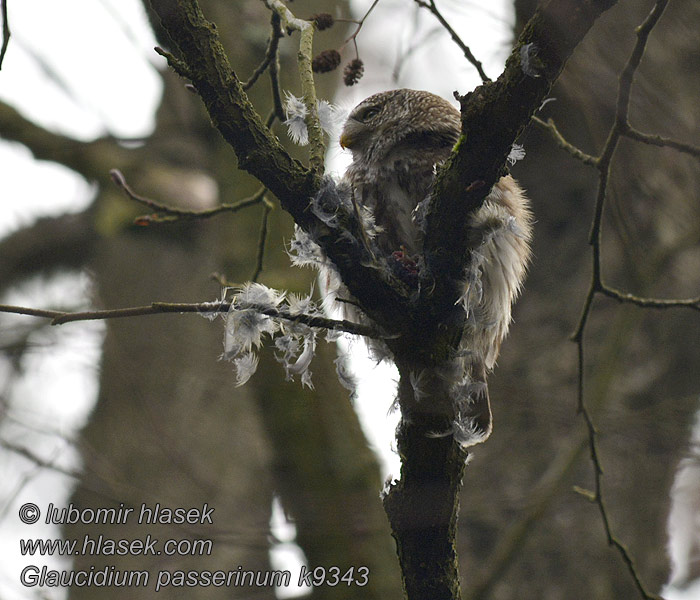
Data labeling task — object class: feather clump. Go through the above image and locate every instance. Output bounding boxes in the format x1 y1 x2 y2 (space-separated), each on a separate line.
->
284 93 344 145
220 283 325 389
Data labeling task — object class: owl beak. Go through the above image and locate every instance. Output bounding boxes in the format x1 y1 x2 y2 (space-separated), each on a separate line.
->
339 133 352 149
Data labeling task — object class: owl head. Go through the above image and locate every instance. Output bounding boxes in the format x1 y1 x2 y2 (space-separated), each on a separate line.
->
339 89 461 167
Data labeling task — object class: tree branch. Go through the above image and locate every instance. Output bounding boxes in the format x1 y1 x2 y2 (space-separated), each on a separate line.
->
421 0 618 332
532 115 599 166
569 2 671 598
109 168 267 224
0 209 98 292
0 100 132 182
147 0 414 337
621 123 700 159
0 300 380 338
414 0 490 83
148 0 316 221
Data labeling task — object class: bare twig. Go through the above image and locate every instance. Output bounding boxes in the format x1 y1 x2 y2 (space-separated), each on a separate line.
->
622 124 700 159
251 197 274 282
267 15 286 122
414 0 490 82
243 12 284 91
264 0 324 173
0 439 79 480
600 286 700 312
0 301 380 339
568 2 671 598
110 169 266 223
341 0 379 57
532 116 598 167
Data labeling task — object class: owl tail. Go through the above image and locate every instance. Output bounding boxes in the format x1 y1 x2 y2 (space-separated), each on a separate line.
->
452 361 493 448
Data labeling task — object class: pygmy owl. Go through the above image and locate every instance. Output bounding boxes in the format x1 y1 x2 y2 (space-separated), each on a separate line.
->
337 89 532 445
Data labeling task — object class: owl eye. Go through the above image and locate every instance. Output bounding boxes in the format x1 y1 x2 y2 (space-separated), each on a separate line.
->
356 105 381 122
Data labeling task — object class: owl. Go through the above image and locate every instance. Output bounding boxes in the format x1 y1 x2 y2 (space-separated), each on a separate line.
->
334 88 532 445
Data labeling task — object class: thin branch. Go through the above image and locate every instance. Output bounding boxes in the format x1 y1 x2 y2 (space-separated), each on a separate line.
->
243 12 284 91
341 0 379 56
109 169 266 223
251 197 274 282
570 3 671 599
267 15 286 122
0 0 9 70
532 116 598 167
0 301 381 339
599 285 700 312
576 371 664 600
0 439 80 480
264 0 324 174
414 0 490 82
622 124 700 159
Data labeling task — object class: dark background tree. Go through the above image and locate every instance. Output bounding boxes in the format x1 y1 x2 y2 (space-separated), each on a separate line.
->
458 1 700 598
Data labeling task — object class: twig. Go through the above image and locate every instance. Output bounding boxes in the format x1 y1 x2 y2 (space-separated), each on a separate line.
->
622 124 700 159
267 15 286 122
264 0 324 173
0 0 9 70
251 197 274 282
569 2 671 599
0 439 79 480
243 12 284 91
532 116 598 167
341 0 379 57
599 286 700 311
110 169 265 223
414 0 490 82
0 301 380 339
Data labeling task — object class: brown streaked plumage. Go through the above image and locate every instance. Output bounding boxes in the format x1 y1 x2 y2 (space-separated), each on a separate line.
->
338 89 533 445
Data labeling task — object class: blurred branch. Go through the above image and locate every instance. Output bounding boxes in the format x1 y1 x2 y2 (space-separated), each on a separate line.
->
0 100 133 182
0 300 380 338
0 210 98 292
465 430 587 600
109 168 267 224
414 0 490 82
0 0 9 70
0 439 79 480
